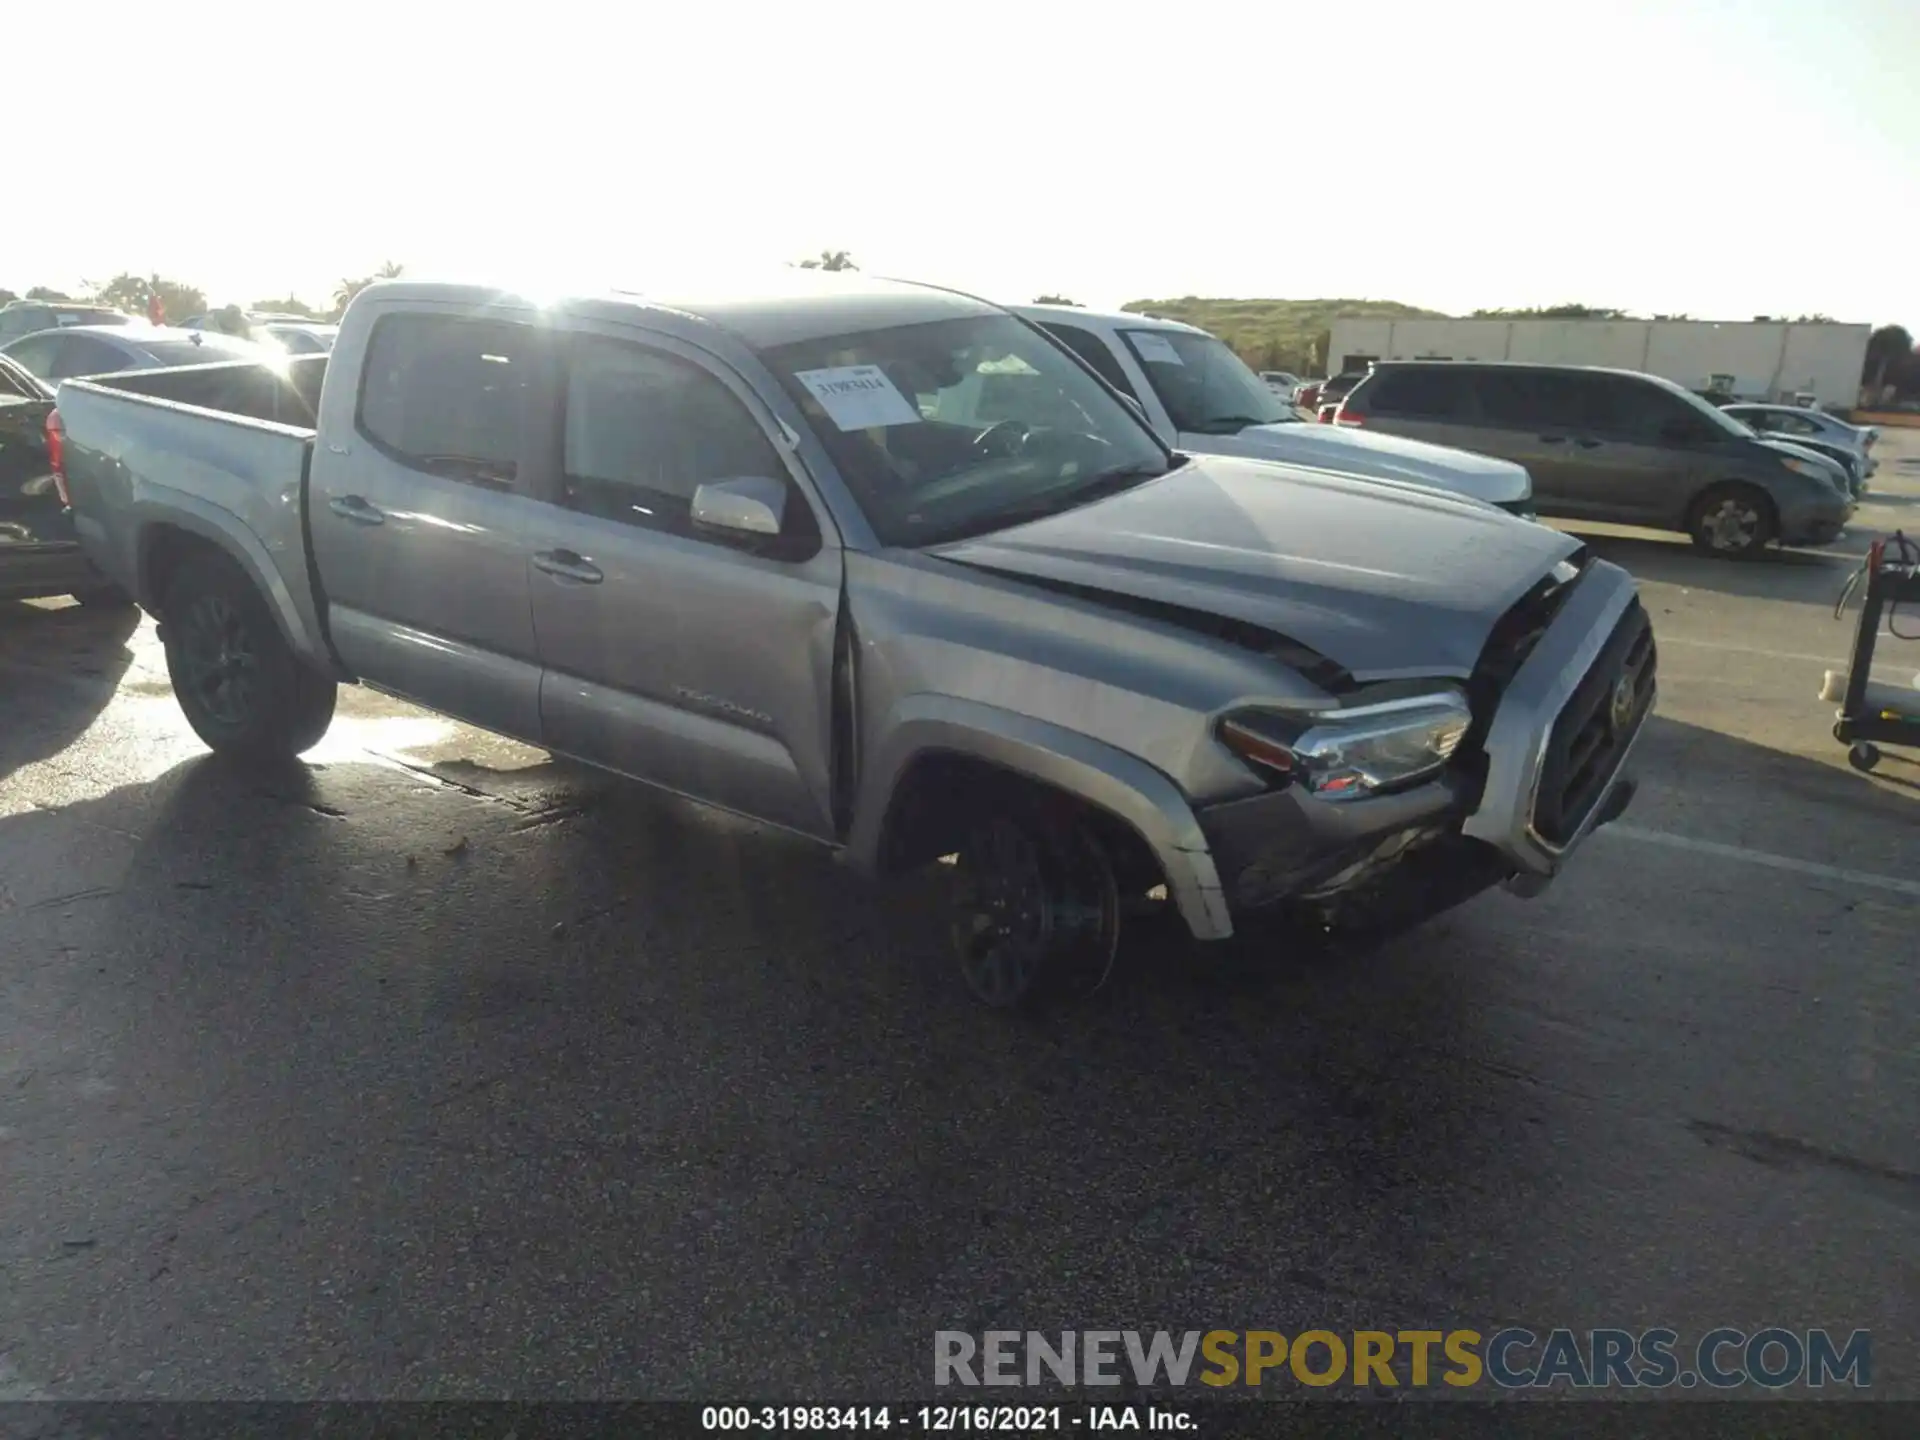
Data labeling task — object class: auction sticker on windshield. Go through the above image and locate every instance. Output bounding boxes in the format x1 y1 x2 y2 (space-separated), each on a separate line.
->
795 365 921 430
1128 332 1185 367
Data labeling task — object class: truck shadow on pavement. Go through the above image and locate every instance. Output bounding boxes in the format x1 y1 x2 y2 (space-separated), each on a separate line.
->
1 711 1914 1395
0 600 140 781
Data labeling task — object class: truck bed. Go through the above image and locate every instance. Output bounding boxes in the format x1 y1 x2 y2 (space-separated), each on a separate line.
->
85 353 328 429
56 355 335 666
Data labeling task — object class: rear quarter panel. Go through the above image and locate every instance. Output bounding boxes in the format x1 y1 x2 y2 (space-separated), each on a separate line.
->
56 380 331 665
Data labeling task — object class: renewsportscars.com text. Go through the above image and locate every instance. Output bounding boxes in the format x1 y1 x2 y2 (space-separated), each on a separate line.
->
934 1328 1871 1391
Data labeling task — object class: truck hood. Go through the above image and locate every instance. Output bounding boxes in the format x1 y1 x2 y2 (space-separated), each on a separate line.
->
1184 419 1533 505
930 455 1582 682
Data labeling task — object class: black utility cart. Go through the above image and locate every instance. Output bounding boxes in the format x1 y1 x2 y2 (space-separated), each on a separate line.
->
1834 532 1920 773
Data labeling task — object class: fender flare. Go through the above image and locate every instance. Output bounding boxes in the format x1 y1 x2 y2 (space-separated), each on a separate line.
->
844 694 1233 941
135 495 336 672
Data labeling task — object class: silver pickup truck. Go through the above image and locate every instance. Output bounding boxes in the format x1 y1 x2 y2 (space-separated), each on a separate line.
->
55 274 1655 1006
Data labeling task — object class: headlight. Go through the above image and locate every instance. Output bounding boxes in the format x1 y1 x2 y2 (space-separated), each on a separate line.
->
1779 455 1840 488
1219 690 1472 800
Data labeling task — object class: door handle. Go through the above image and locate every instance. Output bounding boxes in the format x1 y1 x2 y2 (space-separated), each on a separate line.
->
1574 437 1603 449
1538 434 1568 444
328 494 385 525
533 549 603 584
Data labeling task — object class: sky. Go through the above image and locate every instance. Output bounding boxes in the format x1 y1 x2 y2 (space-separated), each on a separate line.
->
7 0 1917 327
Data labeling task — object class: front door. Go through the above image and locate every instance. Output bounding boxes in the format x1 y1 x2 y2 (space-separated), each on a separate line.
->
524 328 843 839
1563 374 1702 525
306 306 552 740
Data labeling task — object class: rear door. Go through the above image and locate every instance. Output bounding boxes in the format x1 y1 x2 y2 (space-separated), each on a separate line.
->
522 325 843 839
306 307 552 740
1471 369 1600 514
1349 365 1479 449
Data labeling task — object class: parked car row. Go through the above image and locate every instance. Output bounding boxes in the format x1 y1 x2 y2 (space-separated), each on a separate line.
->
43 270 1655 1008
0 353 128 606
1015 306 1534 510
1330 362 1857 558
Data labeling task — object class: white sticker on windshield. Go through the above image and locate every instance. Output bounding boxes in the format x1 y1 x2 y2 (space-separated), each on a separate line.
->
794 365 921 431
1129 332 1185 367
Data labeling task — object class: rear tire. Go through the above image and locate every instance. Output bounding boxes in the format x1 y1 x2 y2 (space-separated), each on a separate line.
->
161 553 336 760
1687 484 1776 559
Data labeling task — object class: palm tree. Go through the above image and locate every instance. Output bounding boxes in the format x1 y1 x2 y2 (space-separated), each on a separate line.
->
796 250 856 272
333 262 406 318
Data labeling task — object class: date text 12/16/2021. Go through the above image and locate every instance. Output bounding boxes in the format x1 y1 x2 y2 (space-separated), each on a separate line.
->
702 1407 1192 1431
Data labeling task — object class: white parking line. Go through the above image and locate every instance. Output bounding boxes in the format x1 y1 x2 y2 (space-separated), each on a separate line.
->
1656 634 1917 681
1600 824 1920 899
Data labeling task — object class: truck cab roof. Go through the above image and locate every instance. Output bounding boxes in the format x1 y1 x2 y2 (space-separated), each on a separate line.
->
357 271 1003 352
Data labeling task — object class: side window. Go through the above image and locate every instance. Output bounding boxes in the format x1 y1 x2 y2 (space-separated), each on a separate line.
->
1474 370 1542 428
4 334 61 380
1588 376 1693 440
1528 372 1597 430
53 337 132 378
1366 367 1471 419
562 336 810 542
357 314 532 489
1040 323 1140 401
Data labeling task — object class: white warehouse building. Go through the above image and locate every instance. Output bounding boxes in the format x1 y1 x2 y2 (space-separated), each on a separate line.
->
1325 317 1871 408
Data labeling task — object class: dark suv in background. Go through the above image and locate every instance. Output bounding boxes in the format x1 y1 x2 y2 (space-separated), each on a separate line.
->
1335 362 1855 558
0 301 131 346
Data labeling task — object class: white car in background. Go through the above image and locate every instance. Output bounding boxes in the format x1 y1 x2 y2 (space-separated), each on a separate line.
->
1258 369 1302 395
1015 305 1534 513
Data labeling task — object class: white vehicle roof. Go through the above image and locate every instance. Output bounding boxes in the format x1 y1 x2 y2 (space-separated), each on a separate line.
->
1015 304 1212 338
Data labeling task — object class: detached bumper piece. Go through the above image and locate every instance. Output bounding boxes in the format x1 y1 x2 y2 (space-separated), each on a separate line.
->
1464 559 1654 881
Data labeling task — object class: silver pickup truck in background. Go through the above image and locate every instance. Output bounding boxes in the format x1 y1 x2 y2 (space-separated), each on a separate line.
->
54 274 1655 1007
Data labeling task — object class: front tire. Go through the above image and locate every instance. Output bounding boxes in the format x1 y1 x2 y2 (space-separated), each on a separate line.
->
161 554 336 760
948 806 1119 1009
1687 484 1776 559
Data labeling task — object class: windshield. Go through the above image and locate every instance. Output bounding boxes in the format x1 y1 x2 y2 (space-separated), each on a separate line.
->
141 336 263 366
760 314 1173 547
1119 328 1293 433
1671 384 1755 438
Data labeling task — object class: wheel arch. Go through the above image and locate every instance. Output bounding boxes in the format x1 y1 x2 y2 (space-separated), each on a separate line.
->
845 696 1232 940
136 505 335 672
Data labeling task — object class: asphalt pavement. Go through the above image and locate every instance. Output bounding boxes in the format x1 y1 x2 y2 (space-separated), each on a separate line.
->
2 436 1916 1401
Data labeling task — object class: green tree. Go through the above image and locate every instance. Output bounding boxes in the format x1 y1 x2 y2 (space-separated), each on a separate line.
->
1471 304 1630 319
89 273 207 322
25 286 74 302
332 261 405 319
1864 324 1914 392
0 288 16 306
1033 294 1078 306
251 295 322 318
796 250 857 271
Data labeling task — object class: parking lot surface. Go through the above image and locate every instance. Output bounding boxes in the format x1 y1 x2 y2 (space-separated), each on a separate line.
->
2 435 1917 1400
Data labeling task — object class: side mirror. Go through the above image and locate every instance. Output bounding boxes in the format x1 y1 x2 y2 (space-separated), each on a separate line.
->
691 475 788 537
